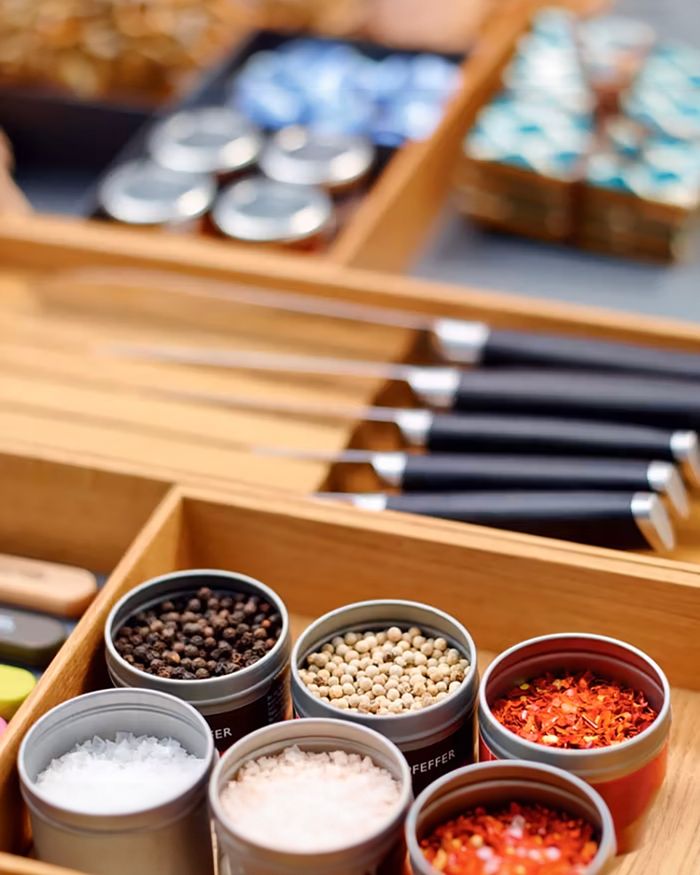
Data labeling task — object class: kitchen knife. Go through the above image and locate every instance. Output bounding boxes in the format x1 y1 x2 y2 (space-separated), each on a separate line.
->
263 448 689 517
105 345 700 431
320 490 675 552
149 387 700 487
64 267 700 380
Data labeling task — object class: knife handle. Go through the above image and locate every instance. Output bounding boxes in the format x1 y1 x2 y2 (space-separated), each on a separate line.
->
482 327 700 382
452 370 700 430
383 491 673 551
0 554 97 618
399 455 655 493
425 414 679 459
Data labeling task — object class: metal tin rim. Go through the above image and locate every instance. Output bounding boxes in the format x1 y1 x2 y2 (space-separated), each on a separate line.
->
147 107 264 175
209 717 412 864
18 687 215 829
98 159 216 225
211 177 333 242
405 760 617 875
259 126 375 190
291 599 478 746
478 633 671 778
104 569 290 706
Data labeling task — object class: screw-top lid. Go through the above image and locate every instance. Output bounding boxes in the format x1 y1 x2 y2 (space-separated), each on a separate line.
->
98 159 216 226
211 176 334 243
260 126 375 191
148 107 264 175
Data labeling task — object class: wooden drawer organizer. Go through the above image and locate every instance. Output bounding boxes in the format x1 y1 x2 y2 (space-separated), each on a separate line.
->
0 448 697 875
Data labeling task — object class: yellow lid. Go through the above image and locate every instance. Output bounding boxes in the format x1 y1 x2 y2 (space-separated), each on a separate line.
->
0 664 36 720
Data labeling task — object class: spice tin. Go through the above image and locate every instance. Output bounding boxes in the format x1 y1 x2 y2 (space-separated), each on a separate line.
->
148 107 264 180
105 569 292 752
210 717 413 875
98 158 216 229
211 176 334 250
292 600 479 793
259 126 376 195
406 760 616 874
479 633 671 852
18 688 215 875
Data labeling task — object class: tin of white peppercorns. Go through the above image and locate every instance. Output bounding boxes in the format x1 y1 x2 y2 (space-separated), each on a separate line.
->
479 633 671 852
210 717 412 875
406 760 616 875
18 688 216 875
105 570 291 752
292 600 478 792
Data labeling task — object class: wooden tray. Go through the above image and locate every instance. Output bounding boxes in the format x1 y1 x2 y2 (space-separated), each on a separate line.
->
0 449 696 874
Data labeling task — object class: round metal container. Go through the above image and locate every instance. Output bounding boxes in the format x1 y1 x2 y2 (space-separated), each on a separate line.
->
105 569 291 752
211 176 334 248
292 600 479 793
259 126 375 195
18 687 215 875
98 158 216 227
479 633 671 852
148 107 264 178
210 717 413 875
406 760 616 875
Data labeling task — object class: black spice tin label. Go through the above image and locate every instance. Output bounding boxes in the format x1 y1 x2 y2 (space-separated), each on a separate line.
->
206 667 292 752
403 716 476 794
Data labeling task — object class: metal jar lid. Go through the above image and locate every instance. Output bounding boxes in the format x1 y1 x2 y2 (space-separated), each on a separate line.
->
98 159 216 226
259 126 375 191
211 176 334 243
148 107 264 175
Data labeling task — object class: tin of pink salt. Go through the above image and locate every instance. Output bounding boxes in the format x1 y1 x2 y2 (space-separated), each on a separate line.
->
209 717 412 875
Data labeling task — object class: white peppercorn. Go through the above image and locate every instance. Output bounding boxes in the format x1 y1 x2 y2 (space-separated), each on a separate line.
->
300 625 470 716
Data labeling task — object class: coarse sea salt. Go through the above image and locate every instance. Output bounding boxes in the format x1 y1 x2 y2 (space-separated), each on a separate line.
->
220 745 402 853
35 732 205 814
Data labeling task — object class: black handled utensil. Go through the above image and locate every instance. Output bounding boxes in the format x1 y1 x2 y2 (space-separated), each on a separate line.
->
319 490 675 552
69 267 700 380
265 448 688 517
147 387 700 487
106 346 700 431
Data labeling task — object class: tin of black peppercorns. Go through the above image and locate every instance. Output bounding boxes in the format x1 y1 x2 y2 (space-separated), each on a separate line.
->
105 570 291 752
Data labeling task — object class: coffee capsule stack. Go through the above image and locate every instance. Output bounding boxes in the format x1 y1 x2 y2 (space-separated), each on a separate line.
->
455 7 700 262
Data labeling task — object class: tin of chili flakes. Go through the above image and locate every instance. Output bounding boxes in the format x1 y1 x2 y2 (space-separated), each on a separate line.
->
478 634 671 853
406 760 616 875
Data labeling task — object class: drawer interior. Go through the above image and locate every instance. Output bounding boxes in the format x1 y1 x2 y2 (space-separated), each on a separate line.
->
0 476 697 874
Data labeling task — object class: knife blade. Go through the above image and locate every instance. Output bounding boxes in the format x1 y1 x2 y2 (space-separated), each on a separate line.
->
60 267 700 380
260 448 688 517
104 344 700 430
147 386 700 487
317 490 675 552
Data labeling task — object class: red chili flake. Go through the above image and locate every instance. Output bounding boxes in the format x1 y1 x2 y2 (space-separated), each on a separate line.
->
420 801 598 874
490 671 657 749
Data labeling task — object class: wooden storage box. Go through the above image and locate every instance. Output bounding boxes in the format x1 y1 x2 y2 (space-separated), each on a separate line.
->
0 448 697 874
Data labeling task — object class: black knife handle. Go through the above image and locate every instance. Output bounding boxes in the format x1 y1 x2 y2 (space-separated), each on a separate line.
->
426 414 678 460
400 455 653 492
452 370 700 430
383 491 654 549
483 328 700 382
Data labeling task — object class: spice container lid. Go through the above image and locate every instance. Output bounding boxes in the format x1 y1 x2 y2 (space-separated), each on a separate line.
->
147 107 264 175
98 159 216 226
211 177 334 243
259 126 375 191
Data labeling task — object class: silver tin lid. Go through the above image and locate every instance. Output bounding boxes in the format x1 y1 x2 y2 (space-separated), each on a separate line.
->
211 176 334 243
98 159 216 226
260 126 375 190
148 107 264 175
